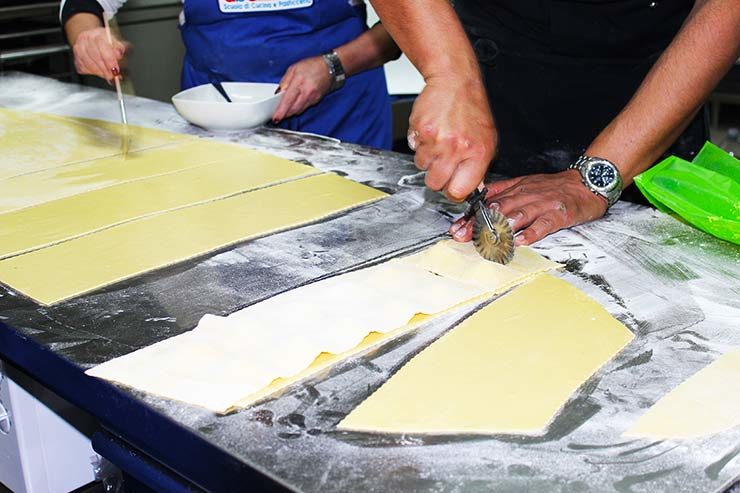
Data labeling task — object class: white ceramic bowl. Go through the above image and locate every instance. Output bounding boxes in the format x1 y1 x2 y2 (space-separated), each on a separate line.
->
171 82 283 131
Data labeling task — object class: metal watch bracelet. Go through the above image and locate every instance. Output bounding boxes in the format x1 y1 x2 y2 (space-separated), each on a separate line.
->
568 155 624 208
322 50 346 92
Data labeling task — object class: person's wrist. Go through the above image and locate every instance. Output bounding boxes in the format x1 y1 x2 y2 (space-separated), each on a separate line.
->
562 169 609 220
322 50 345 92
420 49 481 82
568 155 623 208
425 72 484 90
66 13 104 45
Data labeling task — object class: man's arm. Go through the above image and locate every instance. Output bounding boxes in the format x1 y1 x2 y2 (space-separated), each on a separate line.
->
452 0 740 245
273 23 402 122
334 22 401 78
369 0 496 201
586 0 739 185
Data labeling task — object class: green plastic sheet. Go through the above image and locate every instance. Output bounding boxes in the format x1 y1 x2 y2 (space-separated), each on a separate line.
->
634 142 740 245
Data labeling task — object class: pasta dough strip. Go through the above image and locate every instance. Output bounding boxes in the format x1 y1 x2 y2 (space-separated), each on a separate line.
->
623 348 740 439
338 274 634 435
0 138 314 215
86 241 560 413
0 156 316 259
0 108 189 181
0 173 385 305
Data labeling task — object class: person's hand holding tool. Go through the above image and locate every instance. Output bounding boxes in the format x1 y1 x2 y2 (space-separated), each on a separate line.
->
407 75 497 203
449 170 608 246
67 13 128 82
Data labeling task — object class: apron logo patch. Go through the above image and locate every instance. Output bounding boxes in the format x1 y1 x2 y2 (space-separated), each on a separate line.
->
219 0 314 12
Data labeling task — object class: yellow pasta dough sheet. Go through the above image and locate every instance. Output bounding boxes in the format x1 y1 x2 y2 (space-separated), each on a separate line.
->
338 274 635 435
0 173 385 305
0 154 317 259
623 348 740 440
0 130 316 215
0 107 189 180
86 240 560 414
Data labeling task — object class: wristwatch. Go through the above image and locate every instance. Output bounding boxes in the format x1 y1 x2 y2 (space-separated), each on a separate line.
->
322 50 346 92
568 155 623 207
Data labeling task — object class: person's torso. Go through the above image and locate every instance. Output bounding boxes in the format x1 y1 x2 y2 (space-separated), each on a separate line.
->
455 0 694 61
455 0 707 198
177 0 392 149
180 0 367 80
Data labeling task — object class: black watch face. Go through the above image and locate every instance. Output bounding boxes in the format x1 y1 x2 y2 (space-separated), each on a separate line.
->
588 162 616 188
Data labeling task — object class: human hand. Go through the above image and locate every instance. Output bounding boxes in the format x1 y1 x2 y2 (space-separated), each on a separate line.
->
407 75 496 202
72 27 128 82
272 56 332 122
448 169 609 246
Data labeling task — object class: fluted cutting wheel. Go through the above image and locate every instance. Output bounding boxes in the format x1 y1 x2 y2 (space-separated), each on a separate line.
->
472 207 515 264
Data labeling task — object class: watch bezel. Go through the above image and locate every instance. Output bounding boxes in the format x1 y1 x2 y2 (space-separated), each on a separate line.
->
569 155 624 207
583 159 621 194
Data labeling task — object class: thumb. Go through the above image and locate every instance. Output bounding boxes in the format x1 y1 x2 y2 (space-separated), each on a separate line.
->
445 158 488 202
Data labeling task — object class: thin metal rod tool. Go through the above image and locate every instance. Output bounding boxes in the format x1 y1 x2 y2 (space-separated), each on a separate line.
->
103 12 129 156
472 183 499 241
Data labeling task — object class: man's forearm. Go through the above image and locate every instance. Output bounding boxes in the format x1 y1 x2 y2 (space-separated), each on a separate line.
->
368 0 496 201
335 23 401 78
369 0 480 83
587 0 740 185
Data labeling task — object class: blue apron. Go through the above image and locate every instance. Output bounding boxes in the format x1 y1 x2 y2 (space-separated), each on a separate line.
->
179 0 392 149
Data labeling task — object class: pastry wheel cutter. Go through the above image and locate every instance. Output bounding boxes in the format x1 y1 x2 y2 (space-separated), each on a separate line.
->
463 184 515 264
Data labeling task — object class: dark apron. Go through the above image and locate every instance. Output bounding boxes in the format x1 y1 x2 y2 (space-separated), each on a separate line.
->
455 0 708 203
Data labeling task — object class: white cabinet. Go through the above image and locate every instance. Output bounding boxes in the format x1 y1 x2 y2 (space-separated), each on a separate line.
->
0 361 98 493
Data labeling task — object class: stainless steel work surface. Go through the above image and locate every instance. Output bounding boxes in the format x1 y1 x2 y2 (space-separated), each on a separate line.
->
1 73 739 493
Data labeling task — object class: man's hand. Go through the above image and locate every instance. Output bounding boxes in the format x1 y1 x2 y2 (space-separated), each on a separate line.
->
71 27 127 82
273 56 332 123
449 169 608 246
408 76 496 202
368 0 496 201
